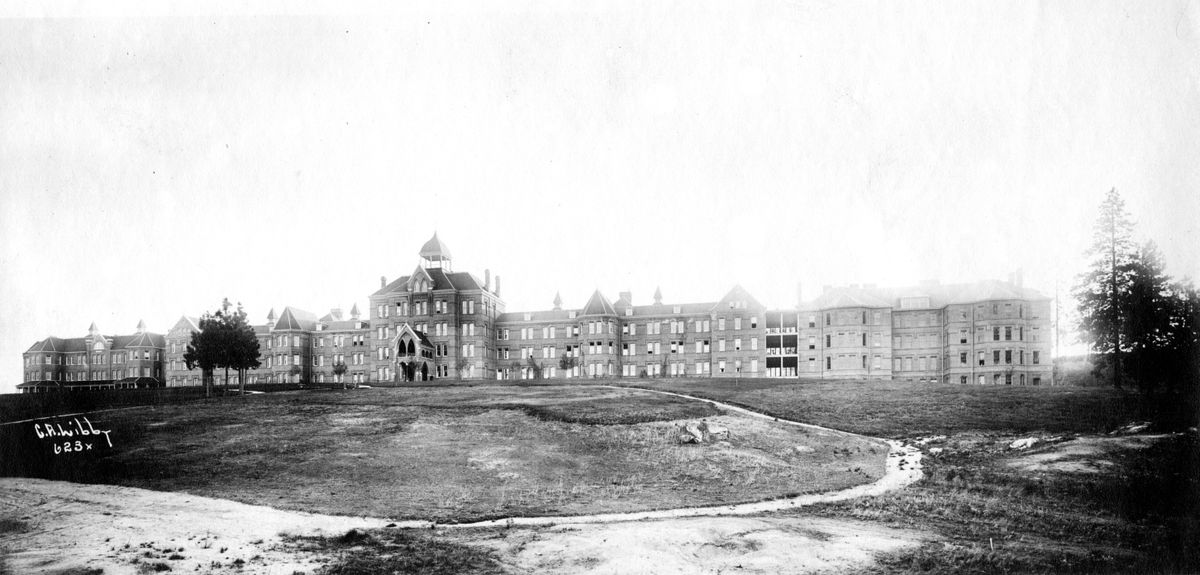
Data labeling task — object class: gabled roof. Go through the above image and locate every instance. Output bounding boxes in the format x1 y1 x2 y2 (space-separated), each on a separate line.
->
169 315 201 333
318 309 344 322
393 323 435 349
275 307 318 331
419 232 452 260
27 331 166 354
373 268 486 296
120 332 166 348
808 287 893 310
712 285 765 312
322 319 368 332
628 302 716 317
581 290 617 316
26 337 65 353
800 280 1050 311
428 268 484 291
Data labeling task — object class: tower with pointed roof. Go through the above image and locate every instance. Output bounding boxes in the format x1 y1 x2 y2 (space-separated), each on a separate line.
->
369 233 503 383
419 232 453 272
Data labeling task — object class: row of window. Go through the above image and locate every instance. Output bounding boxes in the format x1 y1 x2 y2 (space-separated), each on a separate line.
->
377 297 495 319
496 337 761 359
961 350 1041 366
25 351 153 366
26 367 155 381
500 358 760 380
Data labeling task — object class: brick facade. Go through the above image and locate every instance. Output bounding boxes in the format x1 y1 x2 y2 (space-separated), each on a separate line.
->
20 233 1054 389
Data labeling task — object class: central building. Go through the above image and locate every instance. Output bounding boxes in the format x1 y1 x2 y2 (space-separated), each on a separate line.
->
367 233 768 382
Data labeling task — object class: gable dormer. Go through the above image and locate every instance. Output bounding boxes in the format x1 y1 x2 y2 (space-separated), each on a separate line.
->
408 265 433 293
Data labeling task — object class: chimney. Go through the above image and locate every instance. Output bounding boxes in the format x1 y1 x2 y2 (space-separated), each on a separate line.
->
380 276 387 289
495 275 501 298
485 269 491 292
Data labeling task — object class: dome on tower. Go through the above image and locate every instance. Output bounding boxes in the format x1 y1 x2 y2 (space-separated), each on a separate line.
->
419 232 452 261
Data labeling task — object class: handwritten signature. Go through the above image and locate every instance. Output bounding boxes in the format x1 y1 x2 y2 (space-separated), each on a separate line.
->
33 417 114 454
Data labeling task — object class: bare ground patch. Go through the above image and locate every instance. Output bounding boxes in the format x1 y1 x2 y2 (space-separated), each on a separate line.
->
1005 434 1170 474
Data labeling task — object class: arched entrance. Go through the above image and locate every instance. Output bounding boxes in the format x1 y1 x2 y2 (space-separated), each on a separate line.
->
421 362 428 381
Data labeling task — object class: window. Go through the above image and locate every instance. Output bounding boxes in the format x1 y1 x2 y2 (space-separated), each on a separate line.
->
978 351 985 366
861 333 867 346
1032 351 1040 364
993 350 1001 365
825 334 831 347
750 337 757 351
960 330 967 344
1005 326 1012 341
808 336 816 350
960 352 967 365
825 357 831 370
734 317 742 330
825 313 831 326
993 327 1000 341
718 339 726 352
1005 350 1012 364
751 316 758 328
718 318 725 331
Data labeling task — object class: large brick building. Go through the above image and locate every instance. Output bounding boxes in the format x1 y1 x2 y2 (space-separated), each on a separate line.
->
19 233 1053 390
19 321 166 392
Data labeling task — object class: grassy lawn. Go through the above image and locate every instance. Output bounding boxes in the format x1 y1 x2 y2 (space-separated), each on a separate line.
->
0 385 885 523
625 377 1190 437
622 377 1199 574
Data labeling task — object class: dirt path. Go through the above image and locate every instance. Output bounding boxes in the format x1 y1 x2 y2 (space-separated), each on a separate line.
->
0 477 391 574
0 387 927 574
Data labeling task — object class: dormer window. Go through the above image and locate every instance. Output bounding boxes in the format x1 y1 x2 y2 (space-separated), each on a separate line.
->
673 305 681 314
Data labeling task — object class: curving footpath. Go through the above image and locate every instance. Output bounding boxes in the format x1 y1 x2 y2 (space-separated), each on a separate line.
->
391 384 924 529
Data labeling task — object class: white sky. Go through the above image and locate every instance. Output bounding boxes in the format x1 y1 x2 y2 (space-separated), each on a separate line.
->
2 1 1198 393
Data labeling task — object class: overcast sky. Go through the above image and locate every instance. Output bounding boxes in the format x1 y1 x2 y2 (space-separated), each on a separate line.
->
2 1 1198 393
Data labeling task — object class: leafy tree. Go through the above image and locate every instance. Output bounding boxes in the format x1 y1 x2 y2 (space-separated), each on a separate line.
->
1074 188 1138 388
332 361 348 389
184 314 220 398
455 356 470 380
526 355 543 380
183 299 262 396
558 354 578 375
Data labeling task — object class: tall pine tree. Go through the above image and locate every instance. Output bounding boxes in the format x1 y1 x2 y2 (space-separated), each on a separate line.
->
1074 188 1138 388
1126 241 1173 391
